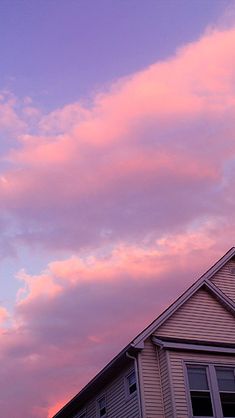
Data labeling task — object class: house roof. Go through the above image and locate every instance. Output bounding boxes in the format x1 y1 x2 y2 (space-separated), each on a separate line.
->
53 343 139 418
53 247 235 418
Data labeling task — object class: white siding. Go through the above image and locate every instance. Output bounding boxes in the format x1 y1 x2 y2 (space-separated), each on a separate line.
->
211 258 235 302
168 350 235 418
140 338 164 417
154 288 235 343
158 349 172 418
73 364 140 418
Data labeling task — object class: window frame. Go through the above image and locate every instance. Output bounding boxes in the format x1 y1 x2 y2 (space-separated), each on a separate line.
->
96 394 107 418
184 361 235 418
185 364 214 417
215 366 235 418
124 369 137 400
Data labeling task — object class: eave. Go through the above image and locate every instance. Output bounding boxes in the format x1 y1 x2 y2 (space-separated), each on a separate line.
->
152 336 235 355
53 343 139 418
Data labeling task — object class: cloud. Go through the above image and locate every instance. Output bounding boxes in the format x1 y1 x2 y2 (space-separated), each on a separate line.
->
0 91 25 131
2 27 235 252
0 229 224 417
1 23 235 418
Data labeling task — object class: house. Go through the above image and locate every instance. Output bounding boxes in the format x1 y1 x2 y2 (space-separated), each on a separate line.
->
53 247 235 418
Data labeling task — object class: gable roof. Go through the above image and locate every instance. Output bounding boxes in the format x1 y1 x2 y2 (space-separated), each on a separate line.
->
53 247 235 418
132 247 235 347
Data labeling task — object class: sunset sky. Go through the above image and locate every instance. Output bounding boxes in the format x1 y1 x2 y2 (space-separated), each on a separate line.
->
1 1 235 416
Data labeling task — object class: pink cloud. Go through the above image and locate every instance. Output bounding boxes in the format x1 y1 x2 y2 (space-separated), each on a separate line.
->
1 24 235 418
15 226 219 306
0 27 235 254
0 230 223 417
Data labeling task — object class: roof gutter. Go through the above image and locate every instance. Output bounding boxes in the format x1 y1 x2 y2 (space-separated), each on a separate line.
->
126 351 143 418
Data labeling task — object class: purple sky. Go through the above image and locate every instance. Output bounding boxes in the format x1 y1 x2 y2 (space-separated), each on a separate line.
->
0 1 235 417
0 0 228 109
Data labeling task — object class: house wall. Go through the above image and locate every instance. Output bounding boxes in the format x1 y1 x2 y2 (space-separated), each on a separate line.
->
211 257 235 303
168 350 235 418
139 338 165 417
158 348 172 418
72 363 140 418
154 288 235 343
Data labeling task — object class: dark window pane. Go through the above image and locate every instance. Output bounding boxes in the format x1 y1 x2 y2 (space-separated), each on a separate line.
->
190 391 213 416
216 368 235 392
188 366 209 390
100 407 106 417
127 371 137 395
98 397 106 417
128 371 136 386
220 392 235 417
129 382 137 394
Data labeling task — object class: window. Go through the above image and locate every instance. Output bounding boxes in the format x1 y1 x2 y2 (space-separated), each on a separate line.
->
126 370 137 396
216 368 235 417
187 366 213 416
97 396 106 417
186 364 235 418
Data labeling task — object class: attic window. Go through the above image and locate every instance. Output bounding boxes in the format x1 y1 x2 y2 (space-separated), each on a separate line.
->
126 370 137 396
97 396 106 417
230 267 235 275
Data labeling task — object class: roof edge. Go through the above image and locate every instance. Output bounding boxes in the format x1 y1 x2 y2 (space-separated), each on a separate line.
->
132 247 235 347
53 343 139 418
53 247 235 417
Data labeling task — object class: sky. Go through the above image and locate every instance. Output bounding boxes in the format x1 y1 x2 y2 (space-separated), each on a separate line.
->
1 0 235 416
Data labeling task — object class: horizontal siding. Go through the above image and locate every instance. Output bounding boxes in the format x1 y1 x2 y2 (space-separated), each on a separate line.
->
159 349 172 418
140 338 164 417
86 400 96 418
154 288 235 343
211 258 235 302
169 350 235 418
73 364 139 418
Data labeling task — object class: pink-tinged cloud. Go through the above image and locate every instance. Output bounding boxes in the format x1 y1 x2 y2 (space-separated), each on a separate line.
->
0 27 235 254
0 91 27 136
1 23 235 418
0 231 224 417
